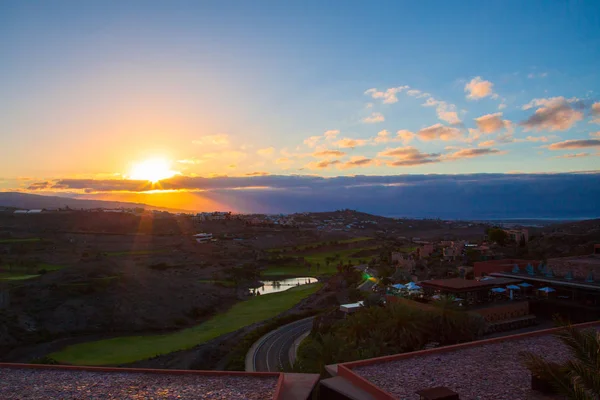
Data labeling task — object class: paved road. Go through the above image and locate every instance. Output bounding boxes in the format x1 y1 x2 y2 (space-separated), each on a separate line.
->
355 264 378 292
249 317 315 372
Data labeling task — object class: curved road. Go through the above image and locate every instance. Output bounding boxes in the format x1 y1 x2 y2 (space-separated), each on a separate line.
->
248 317 315 372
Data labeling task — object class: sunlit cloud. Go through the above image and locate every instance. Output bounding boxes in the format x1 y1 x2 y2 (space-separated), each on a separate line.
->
335 138 369 148
465 76 498 99
324 130 340 139
313 149 346 158
256 147 275 156
422 97 461 124
445 147 502 160
478 140 496 147
397 130 416 144
177 158 205 164
525 136 550 142
192 134 230 146
305 159 341 170
547 139 600 150
378 146 441 166
520 96 584 131
373 130 392 144
417 123 463 141
592 102 600 124
364 86 409 104
362 112 385 123
245 171 270 176
303 136 322 148
339 156 376 169
474 112 512 134
554 153 590 159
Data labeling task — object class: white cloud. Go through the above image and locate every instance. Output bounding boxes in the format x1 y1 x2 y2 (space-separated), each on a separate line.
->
364 86 409 104
464 76 497 100
362 112 385 123
422 97 461 124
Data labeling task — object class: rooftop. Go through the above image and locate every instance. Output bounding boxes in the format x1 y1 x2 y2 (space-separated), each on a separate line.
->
0 365 281 400
421 277 522 291
334 321 600 400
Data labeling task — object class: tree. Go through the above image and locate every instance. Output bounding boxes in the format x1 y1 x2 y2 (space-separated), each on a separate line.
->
521 324 600 399
488 228 509 246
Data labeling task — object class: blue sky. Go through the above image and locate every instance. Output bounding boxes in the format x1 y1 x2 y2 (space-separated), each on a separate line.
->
1 0 600 196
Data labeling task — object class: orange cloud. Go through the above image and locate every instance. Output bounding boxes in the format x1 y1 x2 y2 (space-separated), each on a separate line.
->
339 156 376 170
256 147 275 156
313 150 346 158
474 113 511 134
465 77 497 99
417 124 462 141
445 147 502 160
592 102 600 124
547 139 600 150
478 140 496 147
379 146 441 166
422 98 461 124
324 130 340 139
335 138 369 148
305 159 341 170
520 97 584 131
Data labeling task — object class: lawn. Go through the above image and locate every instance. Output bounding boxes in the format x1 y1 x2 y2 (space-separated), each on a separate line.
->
0 263 65 281
267 236 373 252
106 249 169 257
0 238 41 244
50 282 322 365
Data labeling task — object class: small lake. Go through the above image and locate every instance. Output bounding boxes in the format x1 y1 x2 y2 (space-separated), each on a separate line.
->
252 277 318 295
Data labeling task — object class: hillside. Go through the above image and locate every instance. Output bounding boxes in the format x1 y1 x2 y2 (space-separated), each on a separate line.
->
0 192 185 213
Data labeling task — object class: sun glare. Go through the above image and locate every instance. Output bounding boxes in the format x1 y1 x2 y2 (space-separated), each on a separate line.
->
129 158 177 183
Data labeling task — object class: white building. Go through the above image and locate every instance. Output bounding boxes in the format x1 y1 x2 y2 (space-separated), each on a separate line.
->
194 233 213 243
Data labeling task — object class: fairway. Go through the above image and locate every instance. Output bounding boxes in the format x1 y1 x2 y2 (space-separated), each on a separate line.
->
0 263 65 281
50 282 322 365
0 238 41 244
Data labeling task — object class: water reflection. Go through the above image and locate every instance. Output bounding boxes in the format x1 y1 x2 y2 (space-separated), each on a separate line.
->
252 277 318 295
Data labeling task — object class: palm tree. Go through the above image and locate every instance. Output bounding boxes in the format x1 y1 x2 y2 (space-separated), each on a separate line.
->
521 324 600 399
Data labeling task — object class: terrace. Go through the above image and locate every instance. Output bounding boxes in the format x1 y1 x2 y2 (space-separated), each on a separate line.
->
324 321 600 400
0 364 319 400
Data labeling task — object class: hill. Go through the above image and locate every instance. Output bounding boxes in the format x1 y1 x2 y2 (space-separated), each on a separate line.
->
0 192 186 213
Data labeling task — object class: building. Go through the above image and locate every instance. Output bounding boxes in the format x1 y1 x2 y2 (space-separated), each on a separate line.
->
340 301 364 315
417 244 435 259
321 321 600 399
0 363 318 399
504 228 529 243
193 233 213 243
474 258 539 277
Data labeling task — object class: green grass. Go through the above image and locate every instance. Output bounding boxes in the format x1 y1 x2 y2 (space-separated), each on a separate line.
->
267 237 373 252
106 249 168 257
263 246 378 277
0 238 41 244
0 263 65 281
49 282 322 366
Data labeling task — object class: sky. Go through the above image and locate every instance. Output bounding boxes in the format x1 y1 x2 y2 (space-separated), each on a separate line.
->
1 1 600 214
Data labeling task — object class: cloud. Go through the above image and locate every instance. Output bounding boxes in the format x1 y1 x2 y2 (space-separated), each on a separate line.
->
520 97 584 131
245 172 270 176
592 132 600 138
524 136 550 142
339 156 376 170
324 130 340 139
498 103 507 110
362 112 385 123
256 147 275 156
527 72 548 79
27 181 51 190
417 124 463 141
464 77 497 99
364 86 409 104
592 102 600 124
192 134 230 146
306 159 341 170
554 153 590 159
547 139 600 150
303 136 322 148
422 98 461 124
378 146 441 166
445 147 502 160
478 140 496 147
313 150 346 158
496 133 516 144
474 112 511 134
397 130 415 144
335 138 369 148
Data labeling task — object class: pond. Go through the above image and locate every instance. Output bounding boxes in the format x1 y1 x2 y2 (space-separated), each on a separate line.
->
252 277 318 295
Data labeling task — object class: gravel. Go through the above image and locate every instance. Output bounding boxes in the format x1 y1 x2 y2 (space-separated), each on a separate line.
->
352 330 599 400
0 368 278 400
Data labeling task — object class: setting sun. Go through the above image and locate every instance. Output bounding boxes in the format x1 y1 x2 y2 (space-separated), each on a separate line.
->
129 158 177 183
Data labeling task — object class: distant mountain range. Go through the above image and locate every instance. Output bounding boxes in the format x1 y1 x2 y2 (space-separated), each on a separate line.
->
0 192 185 213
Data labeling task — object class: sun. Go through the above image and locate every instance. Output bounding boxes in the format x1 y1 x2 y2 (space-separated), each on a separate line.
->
129 158 177 183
